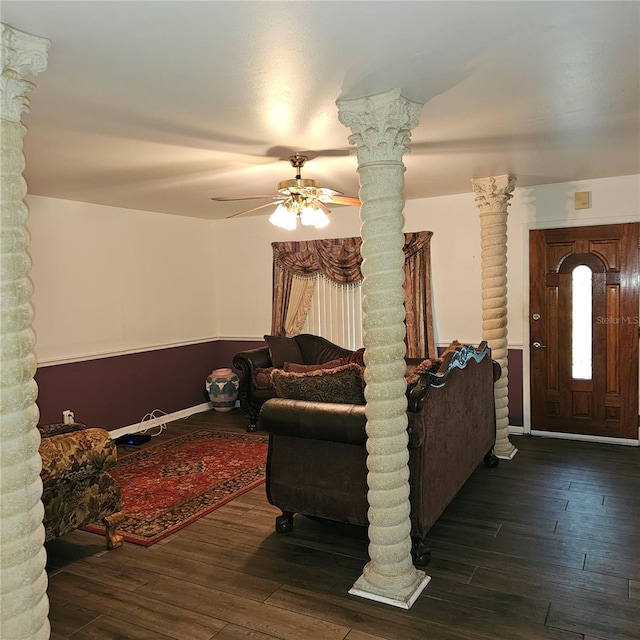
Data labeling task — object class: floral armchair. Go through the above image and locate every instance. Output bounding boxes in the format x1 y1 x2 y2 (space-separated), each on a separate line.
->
39 422 124 549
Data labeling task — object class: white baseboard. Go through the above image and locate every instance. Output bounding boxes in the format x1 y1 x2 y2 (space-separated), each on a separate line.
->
530 429 639 447
109 402 214 439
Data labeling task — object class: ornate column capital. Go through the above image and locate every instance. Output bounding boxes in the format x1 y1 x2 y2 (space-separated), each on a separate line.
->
337 88 422 165
1 23 50 122
471 174 516 214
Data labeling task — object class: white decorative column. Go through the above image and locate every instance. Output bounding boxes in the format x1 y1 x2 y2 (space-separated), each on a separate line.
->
471 175 518 460
1 23 51 639
337 88 429 609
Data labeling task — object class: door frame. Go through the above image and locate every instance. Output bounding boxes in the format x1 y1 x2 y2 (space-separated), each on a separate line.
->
522 214 639 445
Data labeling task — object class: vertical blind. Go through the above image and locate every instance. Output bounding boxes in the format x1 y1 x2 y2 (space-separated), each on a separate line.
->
302 275 364 350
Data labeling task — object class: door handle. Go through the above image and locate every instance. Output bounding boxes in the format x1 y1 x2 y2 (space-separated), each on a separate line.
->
532 341 547 349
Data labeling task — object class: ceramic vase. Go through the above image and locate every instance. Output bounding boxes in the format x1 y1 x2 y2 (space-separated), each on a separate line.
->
206 367 240 412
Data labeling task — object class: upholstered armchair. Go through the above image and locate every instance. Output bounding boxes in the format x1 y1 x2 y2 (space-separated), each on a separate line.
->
39 422 124 549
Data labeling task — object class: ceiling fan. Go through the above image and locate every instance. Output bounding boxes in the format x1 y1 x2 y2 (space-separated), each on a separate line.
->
211 153 361 229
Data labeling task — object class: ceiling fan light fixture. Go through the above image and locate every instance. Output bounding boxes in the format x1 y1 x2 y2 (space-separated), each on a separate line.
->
305 205 330 229
269 203 297 230
299 203 319 226
218 153 359 226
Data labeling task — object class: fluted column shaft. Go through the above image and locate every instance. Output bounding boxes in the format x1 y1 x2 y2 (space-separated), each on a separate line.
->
1 23 51 639
471 174 518 460
337 88 429 609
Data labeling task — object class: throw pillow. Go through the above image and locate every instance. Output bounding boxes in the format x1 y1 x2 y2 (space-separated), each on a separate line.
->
264 335 304 368
283 358 346 373
346 347 366 367
406 357 443 386
271 363 366 405
442 339 462 355
253 367 276 390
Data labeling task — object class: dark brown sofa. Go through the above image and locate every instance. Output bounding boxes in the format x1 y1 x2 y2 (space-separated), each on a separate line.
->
258 342 499 566
233 334 355 431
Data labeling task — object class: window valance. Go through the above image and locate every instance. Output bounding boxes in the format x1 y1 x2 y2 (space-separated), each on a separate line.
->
272 231 433 285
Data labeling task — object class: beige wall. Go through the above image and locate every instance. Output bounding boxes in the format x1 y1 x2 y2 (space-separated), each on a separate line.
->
213 174 640 346
27 196 217 364
26 175 639 364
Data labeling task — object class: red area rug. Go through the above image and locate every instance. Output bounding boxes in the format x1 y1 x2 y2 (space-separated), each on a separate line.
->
84 430 268 546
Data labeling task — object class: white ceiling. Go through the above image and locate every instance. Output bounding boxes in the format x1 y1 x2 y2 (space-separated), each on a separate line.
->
3 1 639 220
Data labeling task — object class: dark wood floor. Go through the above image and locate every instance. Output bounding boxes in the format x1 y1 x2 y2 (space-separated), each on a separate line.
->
45 410 640 640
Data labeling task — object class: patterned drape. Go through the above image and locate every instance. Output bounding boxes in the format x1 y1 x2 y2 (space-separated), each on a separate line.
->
271 231 435 358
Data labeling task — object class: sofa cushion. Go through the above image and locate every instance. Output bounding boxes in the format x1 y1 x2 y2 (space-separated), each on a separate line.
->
254 366 277 390
264 335 304 368
271 363 366 405
294 333 354 365
283 358 346 373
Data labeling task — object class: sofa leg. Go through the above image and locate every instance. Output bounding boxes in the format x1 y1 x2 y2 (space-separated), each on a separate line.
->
411 536 431 567
275 511 294 534
102 513 124 549
244 406 260 432
483 450 500 468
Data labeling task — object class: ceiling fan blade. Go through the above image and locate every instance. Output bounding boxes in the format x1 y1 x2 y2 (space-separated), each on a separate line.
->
212 194 280 201
225 200 284 219
327 195 361 207
316 200 332 215
266 146 354 161
318 187 343 196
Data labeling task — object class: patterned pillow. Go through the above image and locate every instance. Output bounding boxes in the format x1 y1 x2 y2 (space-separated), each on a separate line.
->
283 358 346 373
263 335 304 368
253 367 276 390
271 363 366 405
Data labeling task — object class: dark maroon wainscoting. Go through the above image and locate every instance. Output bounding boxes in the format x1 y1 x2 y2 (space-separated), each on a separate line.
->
35 340 263 432
35 340 524 432
507 348 524 427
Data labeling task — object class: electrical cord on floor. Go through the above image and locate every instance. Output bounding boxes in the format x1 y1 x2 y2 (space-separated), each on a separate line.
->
137 409 169 438
114 409 169 449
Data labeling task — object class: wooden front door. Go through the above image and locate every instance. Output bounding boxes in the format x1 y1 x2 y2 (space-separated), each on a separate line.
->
529 223 639 439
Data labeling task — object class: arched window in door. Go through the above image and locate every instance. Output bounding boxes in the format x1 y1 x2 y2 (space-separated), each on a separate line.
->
571 264 592 380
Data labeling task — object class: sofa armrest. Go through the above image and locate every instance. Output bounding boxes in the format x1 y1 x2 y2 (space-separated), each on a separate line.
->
39 428 118 484
259 398 368 446
233 346 272 374
259 397 425 449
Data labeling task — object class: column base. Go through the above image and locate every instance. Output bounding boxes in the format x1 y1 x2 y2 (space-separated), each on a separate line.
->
348 571 431 609
494 443 518 460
